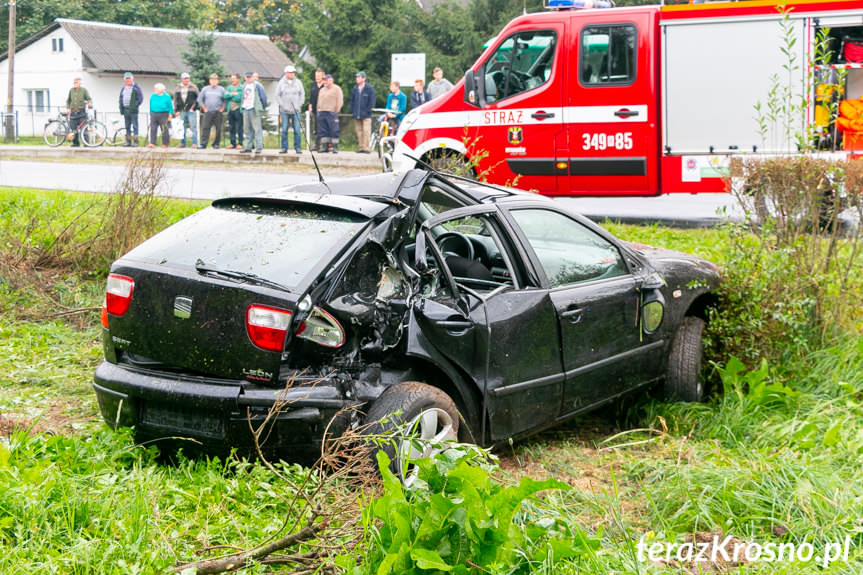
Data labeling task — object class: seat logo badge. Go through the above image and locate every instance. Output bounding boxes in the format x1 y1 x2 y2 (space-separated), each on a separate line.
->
507 126 523 145
174 296 193 319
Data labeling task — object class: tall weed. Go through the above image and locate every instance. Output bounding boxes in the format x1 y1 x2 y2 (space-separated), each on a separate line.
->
715 156 863 364
0 154 191 278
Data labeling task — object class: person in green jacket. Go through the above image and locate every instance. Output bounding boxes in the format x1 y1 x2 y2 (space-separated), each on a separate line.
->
223 73 244 149
65 77 92 147
148 83 174 147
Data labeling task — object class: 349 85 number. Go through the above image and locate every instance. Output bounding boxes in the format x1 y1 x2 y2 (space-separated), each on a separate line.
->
582 132 633 151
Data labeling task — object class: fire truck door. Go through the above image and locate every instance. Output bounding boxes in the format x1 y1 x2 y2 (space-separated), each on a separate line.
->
565 13 658 196
476 24 566 192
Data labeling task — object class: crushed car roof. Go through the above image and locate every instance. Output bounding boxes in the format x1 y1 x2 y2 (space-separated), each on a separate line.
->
222 169 532 211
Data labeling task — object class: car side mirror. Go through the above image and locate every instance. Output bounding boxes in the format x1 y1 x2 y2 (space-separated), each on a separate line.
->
464 69 481 107
641 290 665 334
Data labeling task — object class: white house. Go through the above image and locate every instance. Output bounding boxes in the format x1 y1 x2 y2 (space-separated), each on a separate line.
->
0 19 292 137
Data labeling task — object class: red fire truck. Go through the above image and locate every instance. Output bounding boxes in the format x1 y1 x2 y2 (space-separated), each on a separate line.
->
390 0 863 196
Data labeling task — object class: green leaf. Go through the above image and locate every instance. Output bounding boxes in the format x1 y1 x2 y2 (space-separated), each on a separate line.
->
411 548 453 571
376 551 399 575
822 421 842 447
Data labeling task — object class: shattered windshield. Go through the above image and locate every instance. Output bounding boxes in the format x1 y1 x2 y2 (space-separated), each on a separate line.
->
123 203 368 290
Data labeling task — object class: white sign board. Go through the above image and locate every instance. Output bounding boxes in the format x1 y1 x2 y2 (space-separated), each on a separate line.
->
391 53 426 86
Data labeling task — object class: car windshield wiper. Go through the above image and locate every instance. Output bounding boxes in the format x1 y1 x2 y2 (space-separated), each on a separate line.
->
195 259 292 292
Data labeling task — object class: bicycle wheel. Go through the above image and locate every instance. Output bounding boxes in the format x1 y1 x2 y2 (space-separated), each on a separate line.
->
43 120 68 147
81 120 108 147
375 122 390 158
369 131 379 157
109 128 127 146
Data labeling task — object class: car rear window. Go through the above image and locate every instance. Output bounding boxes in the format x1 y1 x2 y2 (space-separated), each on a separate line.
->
123 203 369 289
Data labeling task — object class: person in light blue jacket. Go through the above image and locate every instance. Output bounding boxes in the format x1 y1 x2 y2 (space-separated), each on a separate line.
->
385 81 406 130
148 83 174 147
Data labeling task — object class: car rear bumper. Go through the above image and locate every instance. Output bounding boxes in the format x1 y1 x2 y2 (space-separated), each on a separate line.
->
93 361 356 457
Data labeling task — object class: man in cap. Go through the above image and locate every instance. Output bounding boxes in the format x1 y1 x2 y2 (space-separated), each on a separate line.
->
316 74 343 153
239 71 268 155
118 72 144 146
197 73 226 149
276 64 305 154
350 71 375 153
223 73 244 149
173 72 199 148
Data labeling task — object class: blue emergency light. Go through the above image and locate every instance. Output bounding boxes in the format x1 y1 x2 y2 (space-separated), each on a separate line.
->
547 0 614 9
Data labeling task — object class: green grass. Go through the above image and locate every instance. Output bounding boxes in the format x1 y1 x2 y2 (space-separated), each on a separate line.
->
0 188 860 573
0 429 315 575
523 335 863 573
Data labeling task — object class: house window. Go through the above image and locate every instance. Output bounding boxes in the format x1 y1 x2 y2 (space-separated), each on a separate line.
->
26 90 50 112
51 38 64 53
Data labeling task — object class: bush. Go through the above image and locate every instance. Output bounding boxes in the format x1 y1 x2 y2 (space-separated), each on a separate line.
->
710 156 863 365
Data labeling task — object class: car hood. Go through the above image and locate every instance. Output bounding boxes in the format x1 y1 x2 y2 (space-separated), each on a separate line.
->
625 241 720 286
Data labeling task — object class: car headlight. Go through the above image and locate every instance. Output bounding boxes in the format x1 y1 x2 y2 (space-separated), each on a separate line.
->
397 107 421 138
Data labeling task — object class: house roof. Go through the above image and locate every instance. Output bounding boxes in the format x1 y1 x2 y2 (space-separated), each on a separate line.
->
5 19 291 81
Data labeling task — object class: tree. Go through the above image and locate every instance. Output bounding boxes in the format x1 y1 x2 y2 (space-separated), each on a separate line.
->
208 0 300 54
181 30 225 90
0 0 218 53
290 0 547 108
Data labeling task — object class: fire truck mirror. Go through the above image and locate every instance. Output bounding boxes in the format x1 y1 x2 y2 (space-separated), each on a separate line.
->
464 70 481 107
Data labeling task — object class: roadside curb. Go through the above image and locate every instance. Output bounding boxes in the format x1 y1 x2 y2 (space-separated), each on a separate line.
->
0 144 382 169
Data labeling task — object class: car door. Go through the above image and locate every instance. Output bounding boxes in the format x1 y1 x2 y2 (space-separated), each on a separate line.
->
504 206 664 415
564 11 659 196
410 205 565 441
469 24 567 193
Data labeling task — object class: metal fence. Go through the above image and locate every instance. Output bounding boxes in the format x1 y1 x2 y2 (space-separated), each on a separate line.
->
7 105 364 149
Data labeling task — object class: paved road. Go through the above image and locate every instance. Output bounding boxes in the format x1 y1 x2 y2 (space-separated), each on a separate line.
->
0 159 324 201
0 154 746 226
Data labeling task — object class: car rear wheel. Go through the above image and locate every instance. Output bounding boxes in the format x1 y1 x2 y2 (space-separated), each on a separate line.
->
364 382 460 484
664 316 706 402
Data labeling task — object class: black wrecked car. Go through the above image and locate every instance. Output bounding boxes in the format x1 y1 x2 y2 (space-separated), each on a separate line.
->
94 170 719 461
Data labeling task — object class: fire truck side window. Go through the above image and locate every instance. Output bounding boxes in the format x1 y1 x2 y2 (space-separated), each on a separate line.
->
483 30 557 103
581 24 636 86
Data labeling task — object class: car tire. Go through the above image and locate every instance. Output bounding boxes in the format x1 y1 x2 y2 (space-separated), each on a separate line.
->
363 381 460 483
664 316 706 402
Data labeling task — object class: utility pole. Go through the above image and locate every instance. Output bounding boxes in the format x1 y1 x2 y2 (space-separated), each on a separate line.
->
5 0 16 142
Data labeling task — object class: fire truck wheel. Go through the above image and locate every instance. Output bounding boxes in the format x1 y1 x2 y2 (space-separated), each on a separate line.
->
424 150 475 179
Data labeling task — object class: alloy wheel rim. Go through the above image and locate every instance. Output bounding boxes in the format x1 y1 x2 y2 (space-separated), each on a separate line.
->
396 407 457 486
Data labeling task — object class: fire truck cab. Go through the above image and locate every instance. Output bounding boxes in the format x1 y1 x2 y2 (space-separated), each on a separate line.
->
391 0 863 196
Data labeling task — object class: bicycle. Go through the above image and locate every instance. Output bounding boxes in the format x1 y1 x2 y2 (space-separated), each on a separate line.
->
43 110 108 147
368 108 396 159
105 117 145 146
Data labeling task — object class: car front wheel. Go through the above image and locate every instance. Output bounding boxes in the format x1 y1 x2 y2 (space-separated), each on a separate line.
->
664 316 706 402
363 382 460 483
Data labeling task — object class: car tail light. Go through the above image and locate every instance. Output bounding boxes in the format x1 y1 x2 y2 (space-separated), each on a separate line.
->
296 307 345 348
102 274 135 327
246 305 293 352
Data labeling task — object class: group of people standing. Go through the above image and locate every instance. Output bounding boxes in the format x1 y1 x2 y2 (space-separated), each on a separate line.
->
74 65 455 153
119 71 268 151
320 66 453 154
